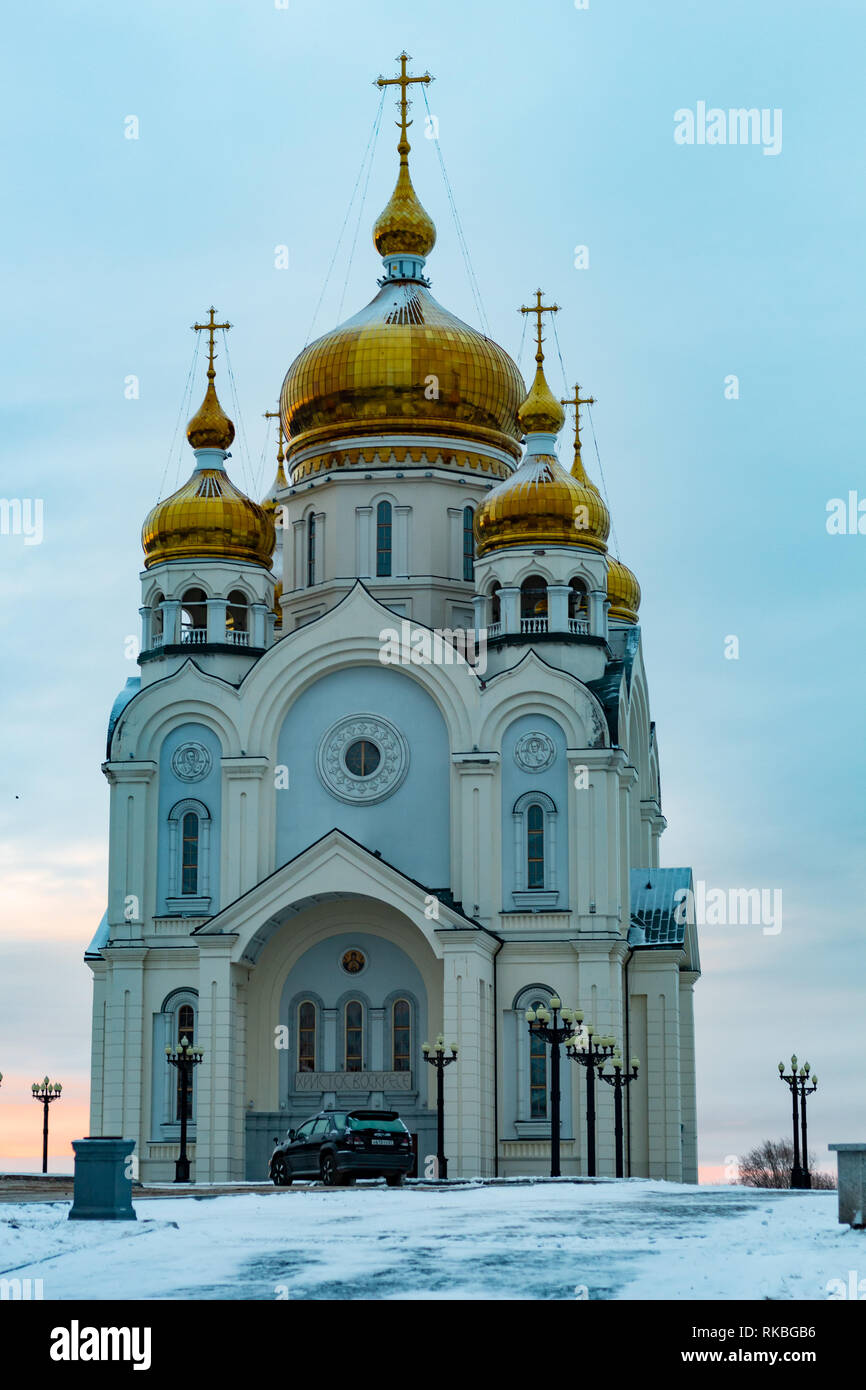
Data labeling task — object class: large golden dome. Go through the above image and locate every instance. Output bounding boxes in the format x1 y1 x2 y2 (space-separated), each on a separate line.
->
142 350 275 570
280 95 524 468
281 284 525 462
607 556 641 623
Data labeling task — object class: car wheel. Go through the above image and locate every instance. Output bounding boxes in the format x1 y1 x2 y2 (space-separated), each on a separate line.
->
272 1157 291 1187
320 1153 342 1186
385 1172 404 1188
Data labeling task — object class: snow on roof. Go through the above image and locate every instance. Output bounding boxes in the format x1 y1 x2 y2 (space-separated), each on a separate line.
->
629 867 693 946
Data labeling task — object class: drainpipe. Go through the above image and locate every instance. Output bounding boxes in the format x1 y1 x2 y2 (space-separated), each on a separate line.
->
623 944 635 1177
492 937 504 1177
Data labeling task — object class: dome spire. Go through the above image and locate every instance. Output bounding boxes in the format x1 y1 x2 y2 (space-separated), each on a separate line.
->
262 406 288 518
560 382 596 481
187 307 235 453
373 52 436 268
517 290 566 437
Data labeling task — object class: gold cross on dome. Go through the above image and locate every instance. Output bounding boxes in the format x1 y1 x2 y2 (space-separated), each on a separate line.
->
263 407 285 464
520 289 560 362
561 382 596 452
192 306 232 373
376 51 433 156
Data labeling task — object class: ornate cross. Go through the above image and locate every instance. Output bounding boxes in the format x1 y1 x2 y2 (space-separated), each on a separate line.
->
561 382 596 453
192 306 232 374
376 51 433 158
520 289 560 362
263 407 285 463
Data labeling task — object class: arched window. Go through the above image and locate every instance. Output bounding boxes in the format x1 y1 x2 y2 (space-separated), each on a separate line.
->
152 592 165 639
529 999 548 1119
520 575 548 631
181 588 207 644
166 799 211 913
376 501 392 577
393 999 411 1071
176 1003 195 1121
298 1001 316 1073
181 812 199 895
526 803 545 888
226 590 249 643
569 578 588 631
490 582 501 626
307 514 316 587
345 1001 363 1071
512 791 559 906
462 506 475 581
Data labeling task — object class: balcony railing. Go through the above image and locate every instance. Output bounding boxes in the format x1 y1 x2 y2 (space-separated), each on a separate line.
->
568 617 589 634
487 621 502 638
520 617 548 634
225 629 250 646
152 632 164 648
180 627 207 645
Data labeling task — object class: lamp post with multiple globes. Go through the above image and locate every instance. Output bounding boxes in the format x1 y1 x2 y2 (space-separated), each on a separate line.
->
778 1056 818 1189
165 1037 204 1182
598 1049 640 1178
525 998 577 1178
422 1035 458 1180
565 1018 617 1178
31 1077 62 1175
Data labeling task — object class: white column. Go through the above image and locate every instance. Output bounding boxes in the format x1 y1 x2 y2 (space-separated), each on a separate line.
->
499 585 520 634
103 762 157 934
441 932 497 1178
251 603 267 648
206 598 225 644
139 606 152 653
221 757 271 902
370 1008 385 1070
162 600 180 645
589 589 606 638
547 584 570 633
451 755 500 922
394 505 411 575
100 949 147 1154
355 506 373 577
679 971 699 1183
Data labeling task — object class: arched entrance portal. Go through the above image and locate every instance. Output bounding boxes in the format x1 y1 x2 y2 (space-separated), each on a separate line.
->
243 905 440 1179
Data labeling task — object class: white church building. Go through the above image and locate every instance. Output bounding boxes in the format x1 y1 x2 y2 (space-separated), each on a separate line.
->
86 58 700 1184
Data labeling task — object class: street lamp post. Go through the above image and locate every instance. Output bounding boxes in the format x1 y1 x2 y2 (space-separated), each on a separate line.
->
31 1077 62 1174
525 997 576 1178
565 1018 617 1177
166 1037 204 1182
598 1049 640 1178
778 1056 818 1190
422 1034 458 1180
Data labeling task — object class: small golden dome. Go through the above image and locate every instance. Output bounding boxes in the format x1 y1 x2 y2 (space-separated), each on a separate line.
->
518 363 566 437
187 368 235 451
475 451 609 556
607 556 641 623
142 468 275 569
373 159 436 259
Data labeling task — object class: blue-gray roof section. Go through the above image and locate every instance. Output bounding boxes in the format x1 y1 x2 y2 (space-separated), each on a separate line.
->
630 867 693 946
106 677 140 756
86 909 110 959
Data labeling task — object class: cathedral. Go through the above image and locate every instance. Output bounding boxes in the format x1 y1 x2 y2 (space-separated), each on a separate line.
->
86 56 700 1183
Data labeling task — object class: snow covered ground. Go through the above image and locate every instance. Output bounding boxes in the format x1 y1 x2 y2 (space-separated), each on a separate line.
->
0 1180 859 1301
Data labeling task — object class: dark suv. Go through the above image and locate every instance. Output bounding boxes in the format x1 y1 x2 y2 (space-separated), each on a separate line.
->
269 1109 414 1187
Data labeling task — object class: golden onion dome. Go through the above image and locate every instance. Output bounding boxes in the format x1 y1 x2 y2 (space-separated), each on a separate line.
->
373 159 436 259
518 363 566 436
142 356 275 569
475 345 609 556
280 282 525 461
187 367 235 451
607 555 641 623
280 94 523 465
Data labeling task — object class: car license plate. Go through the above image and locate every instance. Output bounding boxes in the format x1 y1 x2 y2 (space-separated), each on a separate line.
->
371 1138 393 1146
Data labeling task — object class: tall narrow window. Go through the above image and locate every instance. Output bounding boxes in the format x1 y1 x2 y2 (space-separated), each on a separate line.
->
152 592 165 639
376 501 392 577
393 999 411 1072
529 999 548 1119
307 514 316 587
345 1001 363 1071
490 582 501 626
526 803 545 888
298 1002 316 1072
180 588 207 643
463 506 474 581
176 1004 195 1121
181 812 199 895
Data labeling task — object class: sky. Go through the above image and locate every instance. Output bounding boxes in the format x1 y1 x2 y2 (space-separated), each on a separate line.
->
1 0 864 1177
